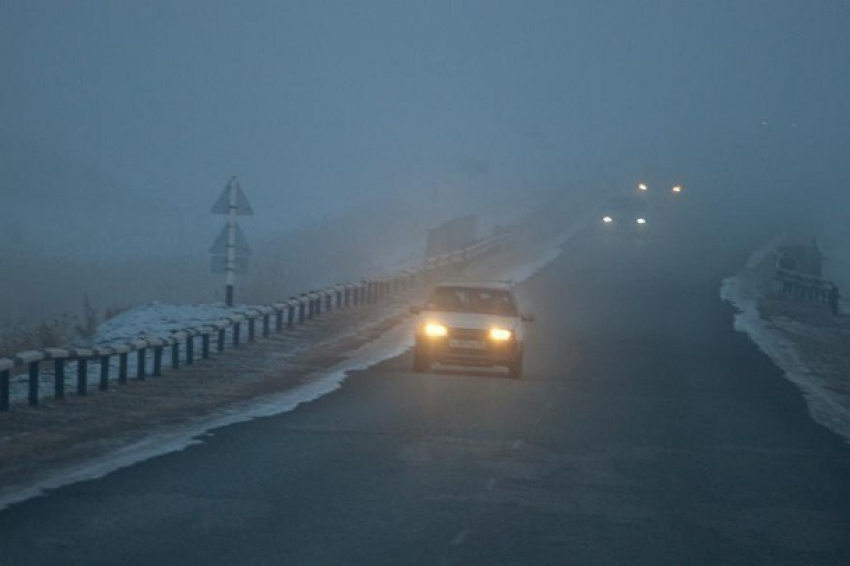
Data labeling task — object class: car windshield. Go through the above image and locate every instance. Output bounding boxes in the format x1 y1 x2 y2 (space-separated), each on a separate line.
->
425 286 518 316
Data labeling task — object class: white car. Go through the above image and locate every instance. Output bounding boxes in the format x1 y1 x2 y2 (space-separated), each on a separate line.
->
409 282 533 379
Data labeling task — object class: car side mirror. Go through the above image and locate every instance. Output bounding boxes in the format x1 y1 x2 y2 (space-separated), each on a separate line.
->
409 306 422 315
521 313 535 322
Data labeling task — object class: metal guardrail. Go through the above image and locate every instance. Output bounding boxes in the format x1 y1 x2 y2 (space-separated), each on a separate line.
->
0 233 509 412
775 267 840 312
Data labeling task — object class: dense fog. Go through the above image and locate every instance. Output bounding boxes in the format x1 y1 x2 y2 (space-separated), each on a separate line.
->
1 0 848 335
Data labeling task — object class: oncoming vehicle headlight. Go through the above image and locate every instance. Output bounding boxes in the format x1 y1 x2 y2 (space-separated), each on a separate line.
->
602 216 613 224
423 323 448 337
636 218 647 225
672 185 682 193
489 328 513 341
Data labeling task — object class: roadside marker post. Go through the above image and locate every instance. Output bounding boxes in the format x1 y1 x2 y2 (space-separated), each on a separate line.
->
211 176 253 306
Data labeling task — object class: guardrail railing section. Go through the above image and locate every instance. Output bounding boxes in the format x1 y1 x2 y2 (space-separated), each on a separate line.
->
0 232 510 412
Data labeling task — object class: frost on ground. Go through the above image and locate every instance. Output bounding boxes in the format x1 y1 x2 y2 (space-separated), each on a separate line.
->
721 242 850 444
94 302 262 344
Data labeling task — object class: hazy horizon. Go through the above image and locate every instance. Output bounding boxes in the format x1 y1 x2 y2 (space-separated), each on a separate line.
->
2 0 849 330
3 1 849 257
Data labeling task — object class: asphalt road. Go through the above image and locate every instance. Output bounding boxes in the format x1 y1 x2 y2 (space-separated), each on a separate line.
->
2 210 849 565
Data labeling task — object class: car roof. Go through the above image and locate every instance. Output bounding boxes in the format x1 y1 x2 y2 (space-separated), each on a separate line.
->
433 281 514 292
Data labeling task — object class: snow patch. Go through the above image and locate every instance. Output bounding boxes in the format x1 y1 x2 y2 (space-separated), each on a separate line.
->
722 245 850 444
94 302 262 345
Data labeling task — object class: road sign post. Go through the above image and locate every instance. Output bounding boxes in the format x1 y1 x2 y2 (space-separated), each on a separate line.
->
211 176 253 306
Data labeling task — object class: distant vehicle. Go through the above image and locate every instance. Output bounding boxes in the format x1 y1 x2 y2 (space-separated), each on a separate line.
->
635 180 685 196
600 195 649 231
409 282 533 379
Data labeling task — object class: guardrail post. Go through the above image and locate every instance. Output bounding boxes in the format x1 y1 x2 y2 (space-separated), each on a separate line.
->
186 335 195 364
28 361 39 406
119 352 129 383
202 334 211 359
287 303 296 328
77 358 88 396
137 349 146 379
152 347 162 376
233 323 241 347
218 328 226 352
0 369 12 412
248 318 256 342
299 301 306 324
100 355 111 389
1 370 9 412
55 358 65 400
263 314 270 337
170 342 180 370
276 309 283 332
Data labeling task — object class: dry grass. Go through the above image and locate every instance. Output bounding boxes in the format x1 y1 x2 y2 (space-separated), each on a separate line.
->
0 297 132 358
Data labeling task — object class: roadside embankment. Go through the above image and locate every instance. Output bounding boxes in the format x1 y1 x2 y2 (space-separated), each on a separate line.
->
722 238 850 444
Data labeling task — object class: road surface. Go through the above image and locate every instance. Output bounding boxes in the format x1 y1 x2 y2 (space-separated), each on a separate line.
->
1 211 849 565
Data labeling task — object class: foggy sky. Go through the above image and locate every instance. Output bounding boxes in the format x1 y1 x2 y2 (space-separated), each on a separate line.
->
2 0 849 257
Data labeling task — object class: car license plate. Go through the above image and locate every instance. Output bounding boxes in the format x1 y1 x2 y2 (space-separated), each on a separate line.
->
450 339 485 350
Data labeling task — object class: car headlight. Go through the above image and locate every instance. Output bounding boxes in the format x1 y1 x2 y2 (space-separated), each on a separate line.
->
636 218 646 225
602 216 613 224
672 185 682 193
423 323 448 337
489 328 513 341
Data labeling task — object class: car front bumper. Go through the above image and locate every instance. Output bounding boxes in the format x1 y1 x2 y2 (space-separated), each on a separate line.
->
416 335 520 367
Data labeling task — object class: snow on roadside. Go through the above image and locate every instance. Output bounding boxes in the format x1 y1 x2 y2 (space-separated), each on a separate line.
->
4 303 266 405
721 241 850 444
94 302 262 345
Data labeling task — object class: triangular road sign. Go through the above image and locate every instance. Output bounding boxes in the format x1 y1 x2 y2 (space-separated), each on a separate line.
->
209 222 252 256
211 176 254 215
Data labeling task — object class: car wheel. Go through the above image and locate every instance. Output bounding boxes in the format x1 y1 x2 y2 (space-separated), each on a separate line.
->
508 354 523 379
413 347 430 373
